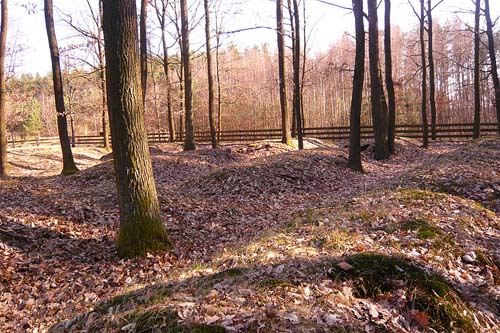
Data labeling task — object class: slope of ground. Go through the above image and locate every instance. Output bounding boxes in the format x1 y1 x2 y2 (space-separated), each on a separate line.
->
0 137 499 332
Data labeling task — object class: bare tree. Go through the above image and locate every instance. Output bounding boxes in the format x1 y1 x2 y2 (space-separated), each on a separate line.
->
427 0 441 140
180 0 195 150
0 0 7 176
484 0 500 133
348 0 364 172
204 0 217 148
102 0 171 258
140 0 150 104
152 0 175 142
292 0 304 149
368 0 389 159
277 0 292 146
473 0 481 138
44 0 79 174
385 0 396 154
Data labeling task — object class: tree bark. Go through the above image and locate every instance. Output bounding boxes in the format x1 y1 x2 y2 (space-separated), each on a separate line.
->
44 0 79 175
427 0 437 140
204 0 217 148
473 0 481 139
277 0 292 146
180 0 195 150
292 0 303 149
485 0 500 134
98 0 109 149
348 0 364 172
140 0 149 105
0 0 7 177
102 0 171 258
385 0 396 154
368 0 389 160
419 0 429 148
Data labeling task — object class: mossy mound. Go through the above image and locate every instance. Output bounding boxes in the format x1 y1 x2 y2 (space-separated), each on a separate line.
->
327 253 476 332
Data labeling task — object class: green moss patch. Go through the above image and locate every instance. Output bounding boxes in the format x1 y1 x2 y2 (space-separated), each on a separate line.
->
327 253 476 332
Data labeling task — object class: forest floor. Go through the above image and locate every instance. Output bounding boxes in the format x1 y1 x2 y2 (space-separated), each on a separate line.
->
1 137 500 332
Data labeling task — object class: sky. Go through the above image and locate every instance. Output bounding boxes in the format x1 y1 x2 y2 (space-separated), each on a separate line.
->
8 0 500 75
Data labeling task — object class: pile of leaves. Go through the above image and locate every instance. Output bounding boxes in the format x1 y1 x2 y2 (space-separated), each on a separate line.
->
0 137 499 332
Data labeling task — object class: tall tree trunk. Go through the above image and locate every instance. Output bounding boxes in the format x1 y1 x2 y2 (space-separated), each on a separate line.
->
154 0 175 142
98 0 109 149
102 0 171 258
204 0 217 148
485 0 500 134
277 0 292 146
215 30 222 141
348 0 364 172
427 0 437 140
292 0 303 149
385 0 396 154
287 0 297 138
140 0 149 105
0 0 7 177
419 0 429 148
44 0 78 175
473 0 481 139
368 0 389 160
180 0 195 150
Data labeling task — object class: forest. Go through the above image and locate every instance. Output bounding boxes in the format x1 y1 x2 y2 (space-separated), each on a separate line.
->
0 0 500 332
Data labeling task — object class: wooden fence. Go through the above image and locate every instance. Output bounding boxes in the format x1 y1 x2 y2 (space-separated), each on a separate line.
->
7 123 499 147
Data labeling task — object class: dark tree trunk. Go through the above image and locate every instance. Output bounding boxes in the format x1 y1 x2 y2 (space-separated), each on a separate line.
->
180 0 195 150
473 0 481 139
204 0 217 148
277 0 292 146
485 0 500 134
140 0 149 105
44 0 78 175
102 0 171 258
292 0 303 149
348 0 364 172
419 0 429 148
0 0 7 177
98 0 109 149
215 31 222 141
385 0 396 154
287 0 297 138
368 0 389 160
427 0 437 140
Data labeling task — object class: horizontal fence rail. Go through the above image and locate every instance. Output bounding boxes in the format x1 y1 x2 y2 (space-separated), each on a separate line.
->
7 123 499 147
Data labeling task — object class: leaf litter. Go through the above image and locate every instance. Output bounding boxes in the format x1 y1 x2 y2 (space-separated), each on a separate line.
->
0 138 499 332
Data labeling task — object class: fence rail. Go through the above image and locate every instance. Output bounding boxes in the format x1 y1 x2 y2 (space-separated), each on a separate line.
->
7 123 499 147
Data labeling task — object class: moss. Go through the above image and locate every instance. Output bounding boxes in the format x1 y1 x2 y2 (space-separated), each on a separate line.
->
197 267 247 289
287 209 320 229
116 215 172 258
128 308 226 332
400 189 443 202
400 219 455 250
61 165 79 175
327 253 476 331
257 277 289 290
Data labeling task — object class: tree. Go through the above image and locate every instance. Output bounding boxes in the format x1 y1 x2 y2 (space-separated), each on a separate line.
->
419 0 429 147
204 0 217 148
180 0 195 150
385 0 396 154
102 0 171 258
484 0 500 134
140 0 149 104
0 0 7 177
151 0 175 142
473 0 481 139
44 0 79 175
368 0 389 160
348 0 365 172
427 0 437 140
277 0 292 146
292 0 304 149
